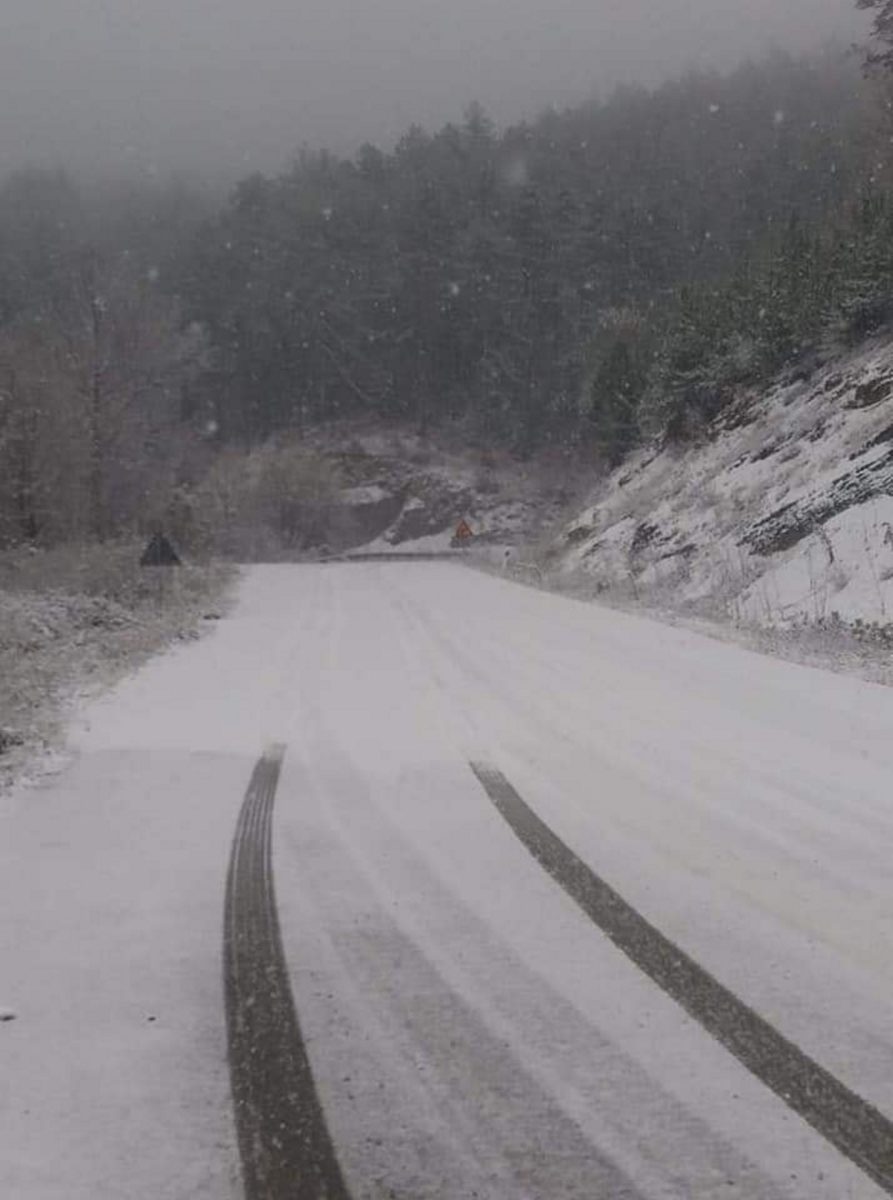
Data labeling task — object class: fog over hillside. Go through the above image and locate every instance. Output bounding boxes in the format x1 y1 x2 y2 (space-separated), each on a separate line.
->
1 0 866 180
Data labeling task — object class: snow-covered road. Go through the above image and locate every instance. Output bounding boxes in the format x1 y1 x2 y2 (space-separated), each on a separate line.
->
2 562 892 1198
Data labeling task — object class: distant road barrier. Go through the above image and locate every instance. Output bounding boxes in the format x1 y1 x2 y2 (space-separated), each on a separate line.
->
321 551 463 563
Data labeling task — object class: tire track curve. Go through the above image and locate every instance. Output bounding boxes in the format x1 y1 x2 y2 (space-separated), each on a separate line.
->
224 744 351 1200
470 761 893 1196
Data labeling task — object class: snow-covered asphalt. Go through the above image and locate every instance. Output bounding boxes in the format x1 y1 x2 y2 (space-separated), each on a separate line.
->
2 562 892 1198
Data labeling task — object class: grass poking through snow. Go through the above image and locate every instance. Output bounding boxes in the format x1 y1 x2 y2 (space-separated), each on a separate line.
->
0 542 236 790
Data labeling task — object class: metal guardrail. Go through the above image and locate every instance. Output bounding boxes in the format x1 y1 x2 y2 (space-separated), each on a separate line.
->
320 551 465 563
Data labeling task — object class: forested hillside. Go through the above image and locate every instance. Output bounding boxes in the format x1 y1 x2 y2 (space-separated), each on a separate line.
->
2 43 893 549
183 52 877 453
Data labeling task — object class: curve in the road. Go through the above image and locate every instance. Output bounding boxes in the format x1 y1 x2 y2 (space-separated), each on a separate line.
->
224 745 351 1200
470 761 893 1196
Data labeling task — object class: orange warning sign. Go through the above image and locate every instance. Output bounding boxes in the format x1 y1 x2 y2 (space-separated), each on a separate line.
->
454 519 474 541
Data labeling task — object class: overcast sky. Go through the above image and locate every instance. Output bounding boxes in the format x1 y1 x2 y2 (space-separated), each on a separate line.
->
0 0 867 181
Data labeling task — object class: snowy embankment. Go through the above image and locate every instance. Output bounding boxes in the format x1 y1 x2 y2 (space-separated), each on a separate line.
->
556 337 893 639
0 545 234 790
302 424 571 555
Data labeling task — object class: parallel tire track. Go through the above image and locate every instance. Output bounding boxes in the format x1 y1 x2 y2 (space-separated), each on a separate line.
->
224 745 350 1200
470 761 893 1196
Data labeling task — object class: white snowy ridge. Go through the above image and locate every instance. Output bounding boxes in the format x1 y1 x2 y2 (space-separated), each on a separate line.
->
558 337 893 630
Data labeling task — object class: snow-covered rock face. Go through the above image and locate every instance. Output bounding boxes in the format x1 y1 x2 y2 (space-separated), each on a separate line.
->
557 339 893 629
310 429 570 554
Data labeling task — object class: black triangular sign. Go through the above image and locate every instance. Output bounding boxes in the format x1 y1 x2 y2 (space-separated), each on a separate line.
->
140 533 181 567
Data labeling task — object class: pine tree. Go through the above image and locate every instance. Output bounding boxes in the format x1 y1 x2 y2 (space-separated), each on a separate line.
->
858 1 893 72
824 192 893 346
586 340 643 464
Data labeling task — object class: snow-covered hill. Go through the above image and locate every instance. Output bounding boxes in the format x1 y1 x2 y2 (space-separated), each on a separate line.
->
302 427 573 554
554 338 893 634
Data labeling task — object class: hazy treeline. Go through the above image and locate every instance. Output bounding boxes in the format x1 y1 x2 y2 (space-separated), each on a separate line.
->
185 52 877 457
642 192 893 443
1 45 892 548
0 175 213 546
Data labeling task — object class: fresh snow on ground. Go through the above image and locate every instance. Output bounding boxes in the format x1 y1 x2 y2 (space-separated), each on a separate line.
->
738 494 893 624
0 561 233 795
304 421 575 554
557 337 893 631
2 563 890 1198
340 484 393 506
360 527 456 554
